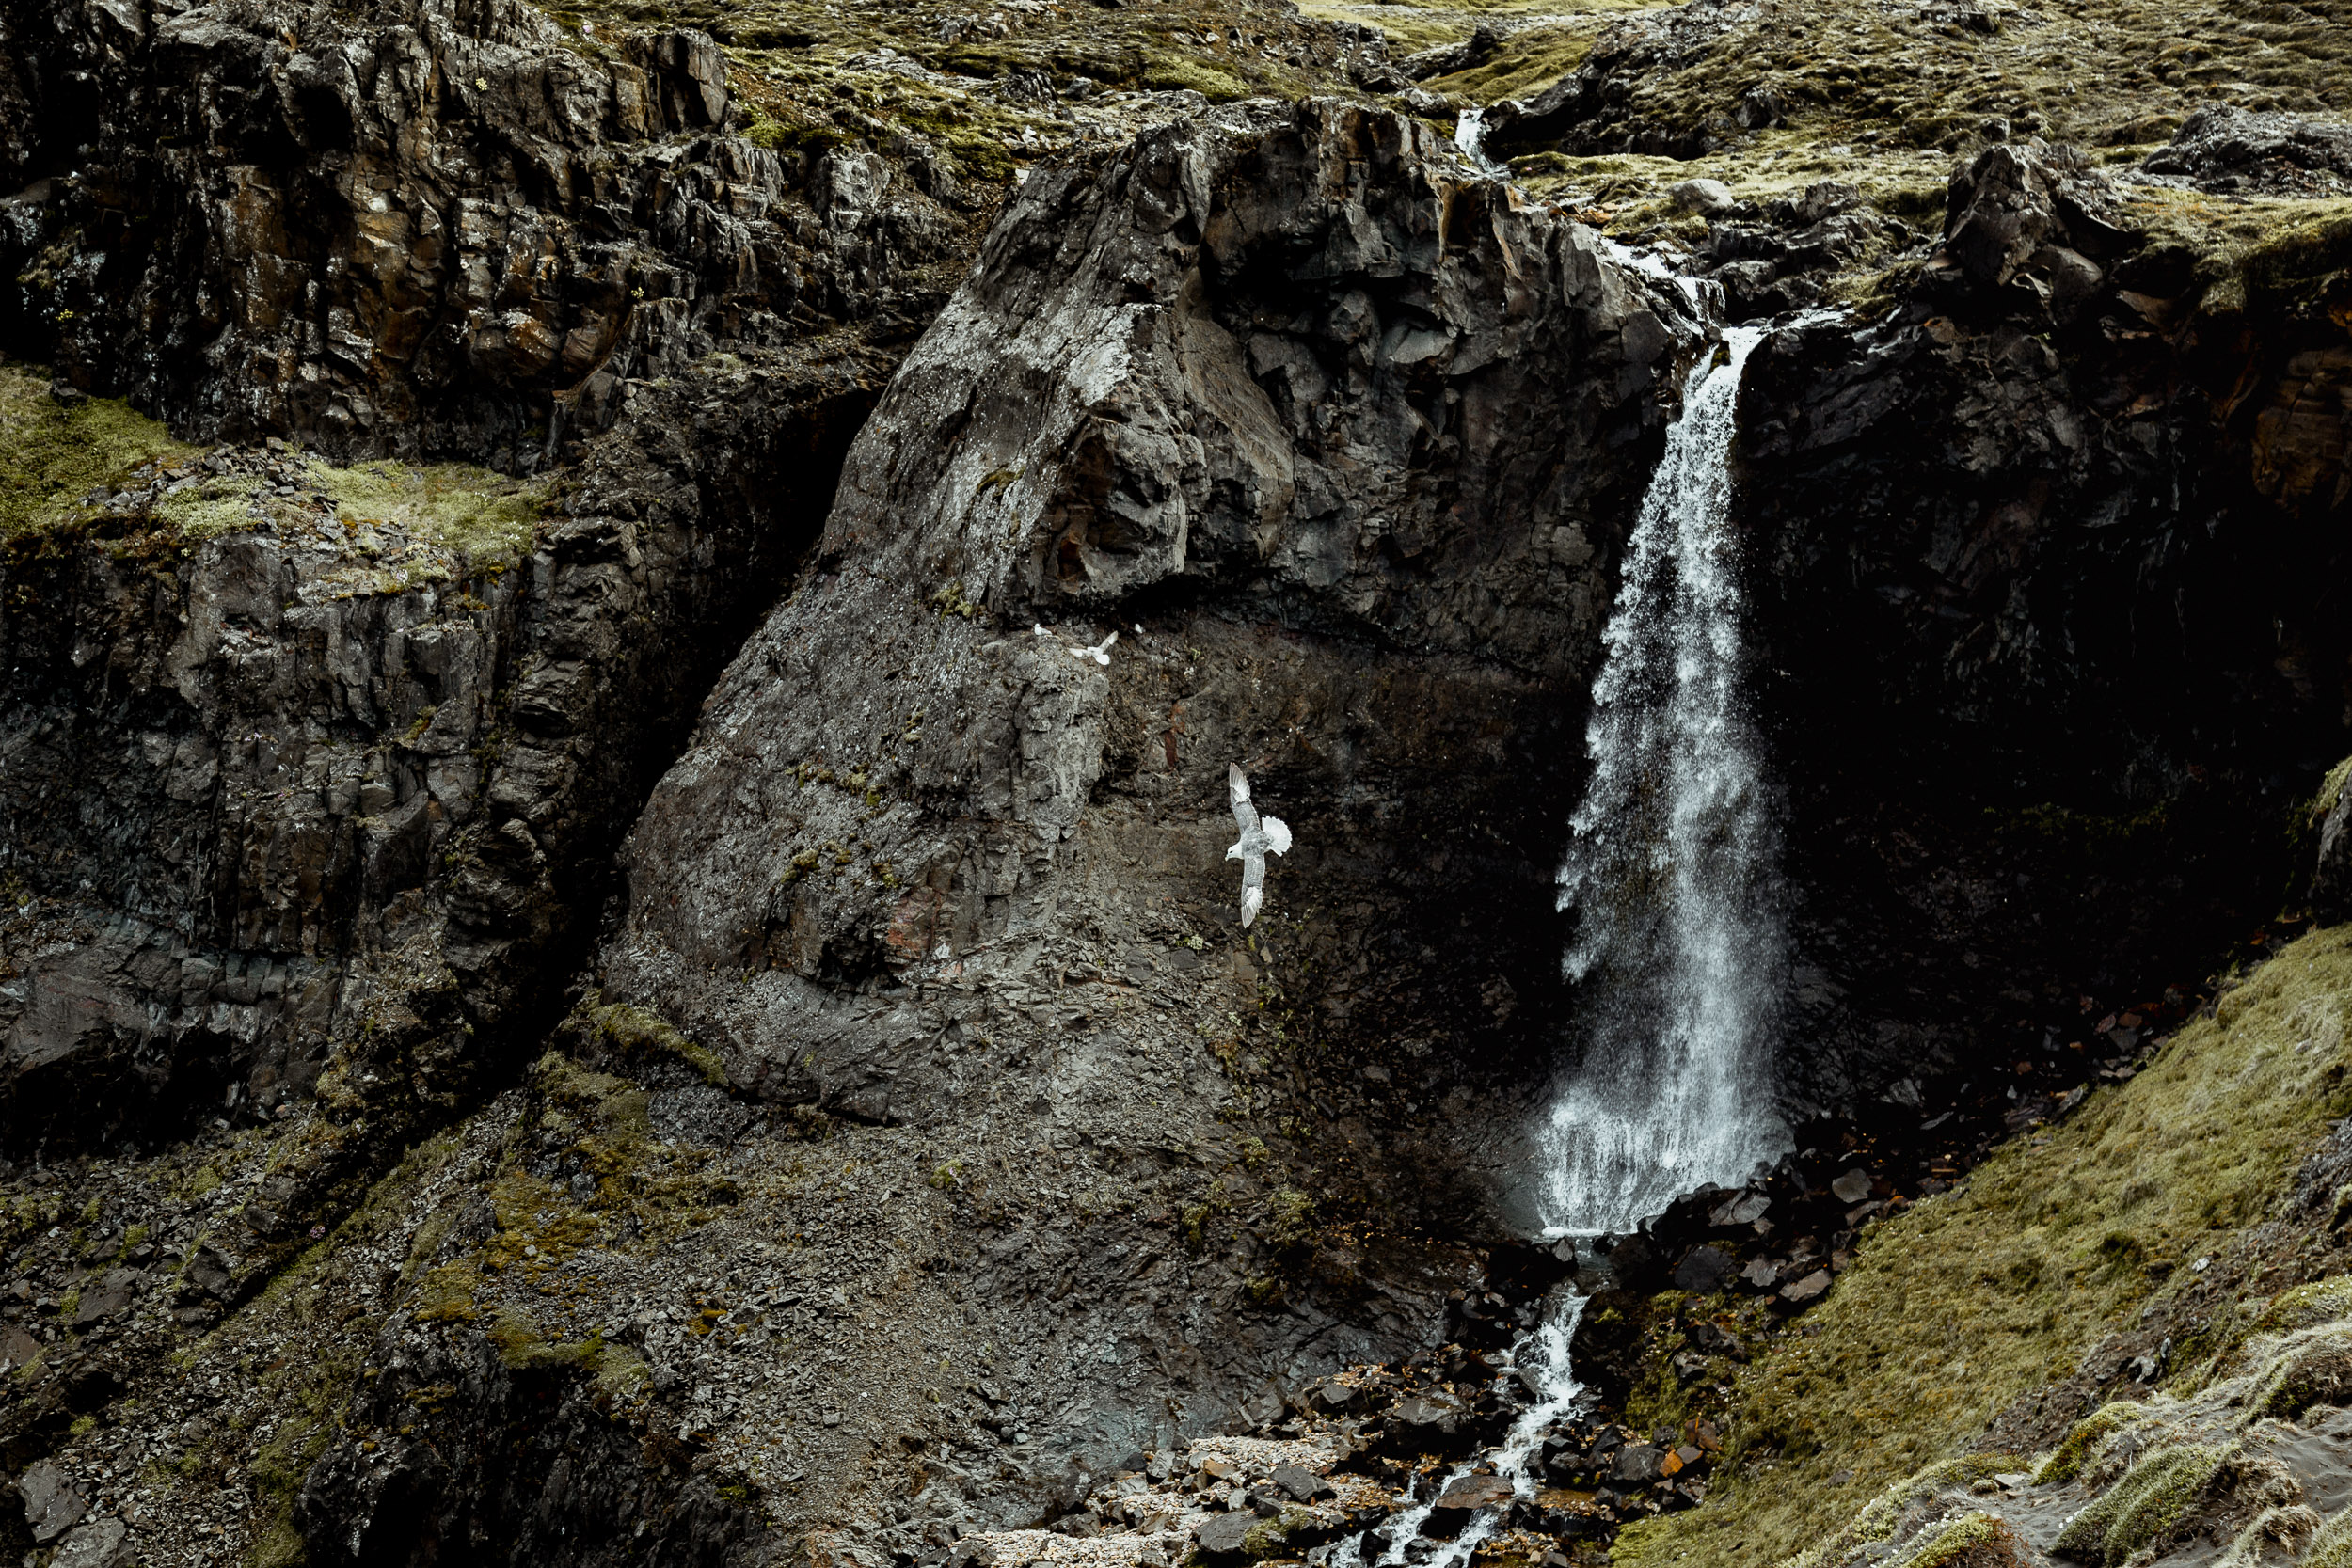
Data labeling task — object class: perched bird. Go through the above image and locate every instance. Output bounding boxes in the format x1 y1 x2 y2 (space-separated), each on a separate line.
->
1226 764 1292 927
1072 630 1118 666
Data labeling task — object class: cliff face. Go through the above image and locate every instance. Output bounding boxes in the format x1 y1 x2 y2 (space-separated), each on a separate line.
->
0 344 883 1159
1741 146 2352 1119
0 0 963 456
1 0 2350 1561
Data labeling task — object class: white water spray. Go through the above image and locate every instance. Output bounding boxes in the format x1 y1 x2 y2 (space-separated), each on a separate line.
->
1454 108 1503 176
1339 331 1788 1568
1541 325 1791 1233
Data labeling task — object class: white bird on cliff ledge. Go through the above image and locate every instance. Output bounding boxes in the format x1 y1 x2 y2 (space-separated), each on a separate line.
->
1226 764 1291 928
1072 630 1118 666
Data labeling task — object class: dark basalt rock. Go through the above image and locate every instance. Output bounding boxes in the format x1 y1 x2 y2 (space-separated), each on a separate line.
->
2141 103 2352 197
1740 139 2352 1118
0 346 886 1154
0 0 965 458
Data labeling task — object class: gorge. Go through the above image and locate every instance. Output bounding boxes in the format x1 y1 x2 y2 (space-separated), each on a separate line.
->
0 0 2350 1565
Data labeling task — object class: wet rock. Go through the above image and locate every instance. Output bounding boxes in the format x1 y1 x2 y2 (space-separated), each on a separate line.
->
1829 1169 1872 1204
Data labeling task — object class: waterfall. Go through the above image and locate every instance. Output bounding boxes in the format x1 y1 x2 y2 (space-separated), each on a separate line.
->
1542 324 1791 1234
1337 328 1787 1568
1454 108 1503 176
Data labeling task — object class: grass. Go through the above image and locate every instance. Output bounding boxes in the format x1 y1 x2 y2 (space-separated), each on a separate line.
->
1479 0 2350 147
307 459 547 568
2050 1442 2231 1565
0 363 194 540
1612 922 2352 1568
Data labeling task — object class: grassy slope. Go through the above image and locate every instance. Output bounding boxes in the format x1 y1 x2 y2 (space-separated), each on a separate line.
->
0 362 196 539
1611 923 2352 1568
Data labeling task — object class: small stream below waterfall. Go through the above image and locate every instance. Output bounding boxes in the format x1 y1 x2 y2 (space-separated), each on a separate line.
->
1334 327 1789 1568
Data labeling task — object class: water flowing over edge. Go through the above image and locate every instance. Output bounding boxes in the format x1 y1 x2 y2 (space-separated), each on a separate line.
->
1334 328 1788 1568
1542 324 1793 1235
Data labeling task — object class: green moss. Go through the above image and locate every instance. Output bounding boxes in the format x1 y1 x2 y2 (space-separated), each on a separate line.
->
1614 924 2352 1568
1777 1457 2017 1568
592 1340 654 1405
2308 756 2352 828
2050 1441 2230 1565
2248 1322 2352 1419
584 999 730 1087
309 458 546 568
1266 1187 1316 1247
2251 1275 2352 1333
2219 1507 2325 1568
1426 23 1602 103
2308 1508 2352 1568
0 364 195 539
488 1306 601 1371
1906 1510 2010 1568
2033 1401 2151 1483
1138 52 1255 102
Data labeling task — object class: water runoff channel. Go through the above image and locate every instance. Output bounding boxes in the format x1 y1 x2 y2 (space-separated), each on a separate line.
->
1335 325 1793 1568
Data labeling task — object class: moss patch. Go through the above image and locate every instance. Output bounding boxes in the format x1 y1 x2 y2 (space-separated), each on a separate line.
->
309 458 547 568
582 997 731 1087
0 364 195 540
1613 923 2352 1568
2050 1441 2230 1565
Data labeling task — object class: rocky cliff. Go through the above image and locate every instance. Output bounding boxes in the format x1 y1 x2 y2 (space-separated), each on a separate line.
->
2 0 2351 1563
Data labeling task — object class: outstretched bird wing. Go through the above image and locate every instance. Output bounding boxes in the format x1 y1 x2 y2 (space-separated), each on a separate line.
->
1238 854 1265 927
1228 763 1260 838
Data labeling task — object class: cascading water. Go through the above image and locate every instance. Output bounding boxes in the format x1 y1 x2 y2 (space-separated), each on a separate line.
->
1337 328 1788 1568
1454 108 1504 177
1543 324 1792 1232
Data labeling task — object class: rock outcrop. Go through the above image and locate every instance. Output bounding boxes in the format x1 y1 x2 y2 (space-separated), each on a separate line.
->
287 97 1714 1560
0 341 885 1161
1739 142 2352 1114
0 0 965 456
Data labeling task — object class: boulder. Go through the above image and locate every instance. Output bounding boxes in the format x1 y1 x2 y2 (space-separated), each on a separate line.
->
1922 143 2137 323
1194 1511 1263 1559
2143 104 2352 196
1669 178 1737 215
52 1520 134 1568
20 1461 87 1544
1270 1465 1334 1503
1673 1245 1738 1294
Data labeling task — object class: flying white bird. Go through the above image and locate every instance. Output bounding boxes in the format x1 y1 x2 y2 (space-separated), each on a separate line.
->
1226 764 1291 928
1072 630 1118 666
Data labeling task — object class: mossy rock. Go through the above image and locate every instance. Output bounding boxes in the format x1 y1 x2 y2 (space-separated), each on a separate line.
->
2248 1321 2352 1421
2032 1400 2151 1484
0 364 194 541
583 998 731 1087
1901 1510 2027 1568
2050 1441 2231 1566
2251 1275 2352 1334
